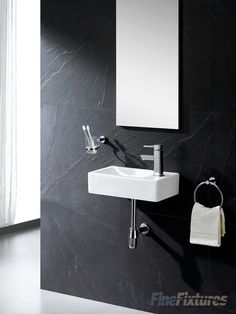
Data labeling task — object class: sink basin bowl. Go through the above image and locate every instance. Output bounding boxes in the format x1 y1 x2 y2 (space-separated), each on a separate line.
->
88 166 179 202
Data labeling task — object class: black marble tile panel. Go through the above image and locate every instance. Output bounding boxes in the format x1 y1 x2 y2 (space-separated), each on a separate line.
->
213 1 236 113
41 1 236 313
210 112 236 223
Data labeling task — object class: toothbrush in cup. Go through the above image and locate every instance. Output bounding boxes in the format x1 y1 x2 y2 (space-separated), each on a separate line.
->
82 125 91 149
86 125 96 152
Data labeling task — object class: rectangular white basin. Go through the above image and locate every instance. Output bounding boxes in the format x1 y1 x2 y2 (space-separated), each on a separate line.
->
88 166 179 202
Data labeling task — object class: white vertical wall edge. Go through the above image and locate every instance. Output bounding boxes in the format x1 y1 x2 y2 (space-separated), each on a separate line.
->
15 0 40 223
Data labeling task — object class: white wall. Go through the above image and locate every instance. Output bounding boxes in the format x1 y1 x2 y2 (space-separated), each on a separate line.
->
15 0 40 223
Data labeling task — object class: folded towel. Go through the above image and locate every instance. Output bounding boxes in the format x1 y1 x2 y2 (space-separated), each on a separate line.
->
190 202 225 247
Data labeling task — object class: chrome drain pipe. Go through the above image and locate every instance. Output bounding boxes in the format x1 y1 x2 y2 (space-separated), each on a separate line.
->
129 200 138 249
128 199 150 249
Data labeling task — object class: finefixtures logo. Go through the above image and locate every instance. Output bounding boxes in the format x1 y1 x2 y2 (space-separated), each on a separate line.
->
151 292 228 307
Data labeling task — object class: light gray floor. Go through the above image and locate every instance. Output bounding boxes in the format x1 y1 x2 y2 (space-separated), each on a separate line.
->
0 228 152 314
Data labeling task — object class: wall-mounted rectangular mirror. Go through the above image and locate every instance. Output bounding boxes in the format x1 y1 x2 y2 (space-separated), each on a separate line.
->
116 0 179 129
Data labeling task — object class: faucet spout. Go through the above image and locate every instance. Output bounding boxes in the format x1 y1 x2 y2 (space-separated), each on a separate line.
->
140 154 154 161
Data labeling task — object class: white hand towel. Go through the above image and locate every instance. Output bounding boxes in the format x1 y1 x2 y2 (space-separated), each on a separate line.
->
190 202 225 247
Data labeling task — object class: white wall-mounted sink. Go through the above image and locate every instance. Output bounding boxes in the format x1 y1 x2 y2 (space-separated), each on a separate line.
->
88 166 179 202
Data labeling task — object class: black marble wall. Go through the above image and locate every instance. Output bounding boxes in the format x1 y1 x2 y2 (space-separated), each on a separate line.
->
41 0 236 313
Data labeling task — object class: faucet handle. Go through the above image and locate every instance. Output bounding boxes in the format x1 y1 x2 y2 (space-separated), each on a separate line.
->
143 144 163 150
143 145 154 148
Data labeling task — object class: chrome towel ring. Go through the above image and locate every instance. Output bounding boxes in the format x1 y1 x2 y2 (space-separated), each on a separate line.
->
193 177 224 208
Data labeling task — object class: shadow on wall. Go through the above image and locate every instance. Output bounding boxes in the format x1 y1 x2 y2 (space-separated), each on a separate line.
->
137 176 204 291
148 224 202 291
106 139 147 169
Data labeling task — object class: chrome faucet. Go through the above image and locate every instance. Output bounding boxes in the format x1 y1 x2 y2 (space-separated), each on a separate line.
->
140 144 164 176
